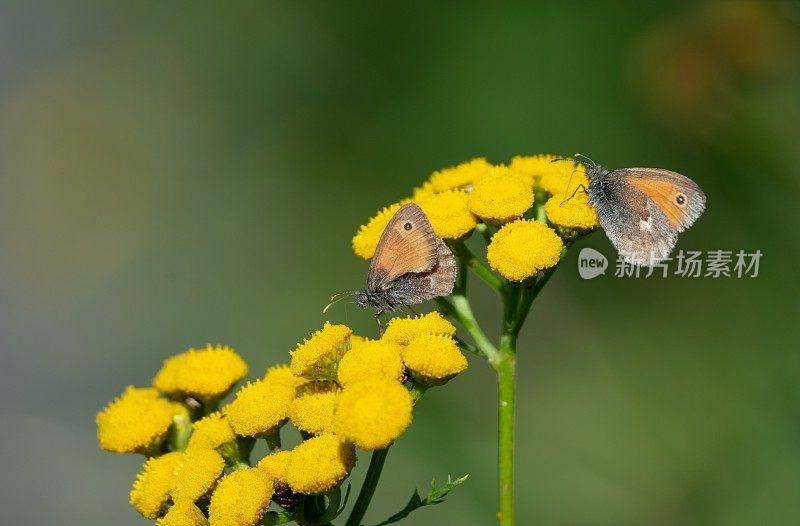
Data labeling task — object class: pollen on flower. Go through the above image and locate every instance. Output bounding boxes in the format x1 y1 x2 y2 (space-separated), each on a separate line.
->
97 386 177 454
468 165 534 222
264 363 308 389
153 345 248 402
333 378 413 450
257 450 292 484
289 322 353 380
156 501 208 526
208 468 273 526
129 452 183 519
487 219 564 281
352 202 404 259
509 154 559 186
289 381 340 435
544 191 600 230
285 434 357 494
414 190 477 239
172 448 226 502
382 311 456 346
337 338 405 386
427 157 493 193
186 412 236 452
538 159 588 195
223 379 295 437
403 334 468 382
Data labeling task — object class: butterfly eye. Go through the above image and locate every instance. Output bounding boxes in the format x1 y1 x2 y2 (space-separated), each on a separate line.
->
676 194 686 206
403 222 413 231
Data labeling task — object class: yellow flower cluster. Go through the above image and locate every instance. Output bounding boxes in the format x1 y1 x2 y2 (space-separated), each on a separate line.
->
487 220 564 281
99 312 475 523
351 154 598 280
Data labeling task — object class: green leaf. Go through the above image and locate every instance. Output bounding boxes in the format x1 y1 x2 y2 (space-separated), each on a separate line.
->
369 474 468 526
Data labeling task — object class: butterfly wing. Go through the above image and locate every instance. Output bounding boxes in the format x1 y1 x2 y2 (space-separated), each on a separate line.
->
616 168 706 233
381 237 457 306
597 173 678 266
368 203 440 291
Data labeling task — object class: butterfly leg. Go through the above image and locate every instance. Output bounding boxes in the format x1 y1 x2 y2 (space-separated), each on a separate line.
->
374 310 384 336
560 183 588 205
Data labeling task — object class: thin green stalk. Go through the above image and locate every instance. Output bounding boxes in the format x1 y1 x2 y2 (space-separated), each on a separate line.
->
496 341 516 526
259 511 295 526
345 448 390 526
449 240 503 294
436 296 499 365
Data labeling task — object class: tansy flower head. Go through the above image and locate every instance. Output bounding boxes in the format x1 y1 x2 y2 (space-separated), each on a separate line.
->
427 157 492 193
264 363 308 390
402 334 468 385
186 412 236 453
382 311 457 346
414 190 477 239
544 191 600 231
289 381 340 435
130 452 183 519
487 220 564 281
509 154 559 186
352 202 404 260
333 379 413 450
285 434 357 494
156 501 208 526
172 448 226 502
290 322 353 380
223 379 295 437
538 159 588 195
153 345 248 402
257 450 292 485
97 386 177 454
468 165 534 223
337 339 404 386
208 468 273 526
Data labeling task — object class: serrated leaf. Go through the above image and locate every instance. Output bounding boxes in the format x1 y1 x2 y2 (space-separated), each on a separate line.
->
369 474 468 526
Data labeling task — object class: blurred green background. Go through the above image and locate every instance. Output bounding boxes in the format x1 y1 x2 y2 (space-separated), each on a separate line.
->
1 1 799 525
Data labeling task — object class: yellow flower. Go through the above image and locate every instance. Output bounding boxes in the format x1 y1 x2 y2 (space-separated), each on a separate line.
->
285 434 356 494
156 501 208 526
97 386 177 454
153 345 248 402
402 334 468 384
289 382 340 435
468 165 534 222
337 339 404 386
208 468 273 526
543 191 600 230
509 154 559 186
264 363 308 389
427 157 492 192
223 379 295 437
538 159 588 195
352 202 404 260
186 412 236 452
289 322 353 380
130 452 183 519
172 449 226 502
333 379 413 450
487 219 564 281
414 190 477 239
257 450 292 484
382 311 456 346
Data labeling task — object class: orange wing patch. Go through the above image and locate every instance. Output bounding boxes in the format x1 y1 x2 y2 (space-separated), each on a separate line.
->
626 177 686 230
369 204 439 284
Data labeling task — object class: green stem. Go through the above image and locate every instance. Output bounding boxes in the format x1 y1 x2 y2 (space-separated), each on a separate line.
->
496 342 516 526
436 296 499 365
449 240 503 294
345 448 390 526
260 510 295 525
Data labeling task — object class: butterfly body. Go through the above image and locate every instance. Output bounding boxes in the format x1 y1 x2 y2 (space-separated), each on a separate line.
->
355 203 456 317
585 164 706 266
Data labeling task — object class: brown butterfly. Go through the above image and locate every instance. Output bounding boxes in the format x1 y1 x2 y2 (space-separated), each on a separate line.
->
580 158 706 266
353 203 456 324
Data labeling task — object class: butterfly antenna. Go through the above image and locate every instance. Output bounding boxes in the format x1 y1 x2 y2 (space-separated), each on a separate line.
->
573 152 597 167
323 291 356 314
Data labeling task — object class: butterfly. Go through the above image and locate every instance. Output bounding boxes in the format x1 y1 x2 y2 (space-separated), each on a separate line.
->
351 203 456 326
575 156 706 266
